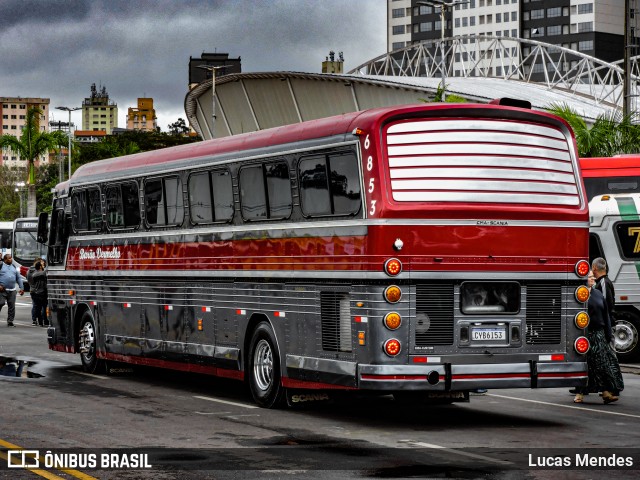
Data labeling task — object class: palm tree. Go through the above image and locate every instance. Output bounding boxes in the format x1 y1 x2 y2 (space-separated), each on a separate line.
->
0 107 67 216
546 103 640 158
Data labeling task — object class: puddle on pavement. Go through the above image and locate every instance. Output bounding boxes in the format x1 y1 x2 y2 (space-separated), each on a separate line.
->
0 355 44 378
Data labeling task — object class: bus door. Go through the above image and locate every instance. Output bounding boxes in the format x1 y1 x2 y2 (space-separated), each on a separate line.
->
0 223 12 257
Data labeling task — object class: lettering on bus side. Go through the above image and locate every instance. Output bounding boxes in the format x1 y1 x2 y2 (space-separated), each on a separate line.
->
362 134 377 217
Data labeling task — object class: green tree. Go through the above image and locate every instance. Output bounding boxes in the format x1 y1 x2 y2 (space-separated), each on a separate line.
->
546 103 640 158
0 107 67 216
168 118 190 136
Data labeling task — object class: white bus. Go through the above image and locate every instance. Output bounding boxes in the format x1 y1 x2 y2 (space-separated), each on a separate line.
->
589 193 640 361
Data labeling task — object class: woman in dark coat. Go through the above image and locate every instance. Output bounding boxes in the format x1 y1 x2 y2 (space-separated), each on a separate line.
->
574 273 624 404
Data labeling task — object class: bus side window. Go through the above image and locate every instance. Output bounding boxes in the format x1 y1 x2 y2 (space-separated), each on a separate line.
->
49 208 70 265
71 190 89 231
106 183 140 229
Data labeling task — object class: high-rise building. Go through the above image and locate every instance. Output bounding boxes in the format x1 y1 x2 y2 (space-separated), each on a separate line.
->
82 83 118 134
322 51 344 73
0 97 50 167
188 53 241 90
388 0 638 64
127 98 157 132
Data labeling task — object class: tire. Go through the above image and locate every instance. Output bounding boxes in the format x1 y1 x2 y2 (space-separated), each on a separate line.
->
247 322 285 408
78 311 105 374
613 311 640 362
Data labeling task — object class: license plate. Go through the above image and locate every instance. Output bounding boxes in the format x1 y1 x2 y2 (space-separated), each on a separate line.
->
472 328 505 341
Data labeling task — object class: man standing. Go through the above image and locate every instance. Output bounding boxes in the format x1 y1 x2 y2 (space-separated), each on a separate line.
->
0 254 25 327
592 257 615 322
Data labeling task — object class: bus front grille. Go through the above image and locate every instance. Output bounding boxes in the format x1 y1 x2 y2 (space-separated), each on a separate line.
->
525 284 562 344
415 283 455 346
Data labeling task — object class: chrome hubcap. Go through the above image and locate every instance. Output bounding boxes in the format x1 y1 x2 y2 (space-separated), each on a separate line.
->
79 322 96 360
253 339 273 391
614 320 637 353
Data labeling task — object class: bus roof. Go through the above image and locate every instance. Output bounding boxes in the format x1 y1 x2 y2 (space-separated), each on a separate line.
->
66 103 571 188
579 156 640 177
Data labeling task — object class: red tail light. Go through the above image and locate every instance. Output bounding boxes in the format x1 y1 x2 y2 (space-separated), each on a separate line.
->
575 260 590 277
384 339 401 356
574 336 590 354
384 258 402 276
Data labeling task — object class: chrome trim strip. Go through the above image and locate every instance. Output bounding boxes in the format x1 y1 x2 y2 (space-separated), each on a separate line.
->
67 218 587 243
392 191 580 206
389 168 575 183
391 179 578 195
388 143 570 161
386 131 568 150
388 155 574 172
50 270 574 280
286 354 357 377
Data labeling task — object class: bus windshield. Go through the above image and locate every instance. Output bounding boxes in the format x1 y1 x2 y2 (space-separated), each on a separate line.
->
13 230 42 264
584 176 640 201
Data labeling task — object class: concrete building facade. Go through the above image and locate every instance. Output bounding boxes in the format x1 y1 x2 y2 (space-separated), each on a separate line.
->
0 97 50 168
126 97 157 132
82 83 118 134
388 0 638 67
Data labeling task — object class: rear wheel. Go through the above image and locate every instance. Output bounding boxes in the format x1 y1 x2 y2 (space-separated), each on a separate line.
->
613 311 640 362
247 322 285 408
79 311 105 374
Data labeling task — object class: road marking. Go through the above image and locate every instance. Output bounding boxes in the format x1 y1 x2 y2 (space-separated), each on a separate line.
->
0 438 98 480
487 393 640 419
193 395 258 409
69 371 110 380
405 441 513 465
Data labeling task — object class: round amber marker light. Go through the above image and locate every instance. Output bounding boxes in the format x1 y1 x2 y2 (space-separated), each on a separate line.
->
384 339 401 356
575 336 590 354
575 286 590 303
384 258 402 276
384 312 402 330
384 285 402 303
575 312 589 329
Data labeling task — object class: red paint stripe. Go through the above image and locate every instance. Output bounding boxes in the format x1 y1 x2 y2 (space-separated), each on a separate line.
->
452 373 531 380
538 372 587 378
100 352 244 380
281 377 357 390
361 374 429 381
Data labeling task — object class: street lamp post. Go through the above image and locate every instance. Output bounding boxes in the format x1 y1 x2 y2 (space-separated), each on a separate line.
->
14 181 25 217
197 65 228 138
55 106 81 180
418 0 468 101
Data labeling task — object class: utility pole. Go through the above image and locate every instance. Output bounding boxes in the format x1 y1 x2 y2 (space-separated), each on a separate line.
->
624 0 631 117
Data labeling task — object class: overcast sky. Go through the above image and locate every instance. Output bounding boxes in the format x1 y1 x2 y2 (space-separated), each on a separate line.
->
1 0 386 132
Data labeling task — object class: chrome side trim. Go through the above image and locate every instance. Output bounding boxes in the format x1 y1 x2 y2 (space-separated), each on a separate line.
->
286 354 357 377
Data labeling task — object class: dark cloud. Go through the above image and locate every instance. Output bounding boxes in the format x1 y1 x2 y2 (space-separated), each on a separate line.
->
0 0 385 131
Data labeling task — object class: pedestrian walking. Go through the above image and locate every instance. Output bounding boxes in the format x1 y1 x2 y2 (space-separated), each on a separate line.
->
0 254 25 327
573 270 624 404
27 258 48 327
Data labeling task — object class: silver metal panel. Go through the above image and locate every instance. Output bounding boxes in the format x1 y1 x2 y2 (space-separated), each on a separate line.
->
387 120 566 140
286 354 357 377
215 81 259 135
242 78 300 130
392 191 580 205
386 132 568 150
391 179 578 195
389 155 574 173
451 363 531 374
389 168 575 183
290 77 357 121
388 143 570 161
214 346 240 362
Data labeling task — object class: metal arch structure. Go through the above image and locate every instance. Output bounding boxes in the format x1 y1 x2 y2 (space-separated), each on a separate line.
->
348 36 640 113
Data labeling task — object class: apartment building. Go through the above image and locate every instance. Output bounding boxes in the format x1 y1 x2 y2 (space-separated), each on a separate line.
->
126 97 157 132
0 97 50 167
388 1 636 65
82 83 118 134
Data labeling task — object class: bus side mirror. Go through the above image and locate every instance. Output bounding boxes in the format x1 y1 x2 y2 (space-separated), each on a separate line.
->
37 212 49 244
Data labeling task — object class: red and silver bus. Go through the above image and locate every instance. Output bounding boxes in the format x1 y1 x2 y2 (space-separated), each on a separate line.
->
40 101 591 407
580 155 640 201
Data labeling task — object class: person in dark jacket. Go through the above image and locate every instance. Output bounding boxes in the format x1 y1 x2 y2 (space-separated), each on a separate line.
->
592 257 615 324
574 271 624 404
0 253 24 327
27 258 48 327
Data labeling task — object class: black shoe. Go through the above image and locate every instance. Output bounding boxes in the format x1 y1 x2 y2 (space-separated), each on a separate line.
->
7 322 14 327
569 388 589 395
32 321 37 326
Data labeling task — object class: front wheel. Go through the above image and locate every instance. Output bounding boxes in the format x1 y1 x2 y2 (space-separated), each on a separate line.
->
247 322 285 408
613 311 640 362
78 311 105 374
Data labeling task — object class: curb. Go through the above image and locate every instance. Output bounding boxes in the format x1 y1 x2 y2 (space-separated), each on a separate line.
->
619 364 640 375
